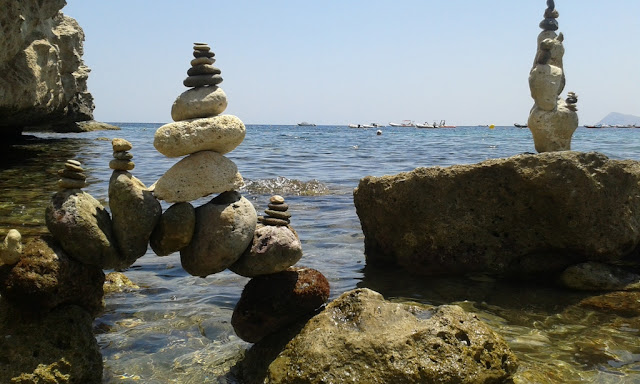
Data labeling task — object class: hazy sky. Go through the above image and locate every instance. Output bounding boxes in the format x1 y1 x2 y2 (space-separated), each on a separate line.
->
63 0 639 126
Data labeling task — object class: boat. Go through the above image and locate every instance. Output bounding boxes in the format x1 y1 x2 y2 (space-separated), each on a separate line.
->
416 122 437 128
297 122 316 126
514 123 527 128
583 124 603 129
389 120 415 127
438 120 456 128
349 123 385 129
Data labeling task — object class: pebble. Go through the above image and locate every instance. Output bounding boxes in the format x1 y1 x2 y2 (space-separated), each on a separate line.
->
66 159 81 167
109 159 135 171
183 74 223 88
259 217 290 226
260 195 292 226
113 151 134 160
112 138 132 152
58 178 86 189
539 18 558 31
191 57 215 66
187 64 222 76
58 169 86 180
268 203 289 211
264 209 291 220
270 195 285 204
64 162 84 173
193 43 211 52
193 50 215 58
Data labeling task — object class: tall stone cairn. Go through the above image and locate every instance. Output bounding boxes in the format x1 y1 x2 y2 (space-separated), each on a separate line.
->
527 0 579 153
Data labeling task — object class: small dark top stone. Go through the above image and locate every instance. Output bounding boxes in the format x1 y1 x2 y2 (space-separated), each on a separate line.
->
193 50 215 58
539 18 559 31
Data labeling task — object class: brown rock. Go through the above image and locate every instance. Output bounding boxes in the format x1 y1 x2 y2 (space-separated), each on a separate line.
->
150 202 196 256
231 267 329 343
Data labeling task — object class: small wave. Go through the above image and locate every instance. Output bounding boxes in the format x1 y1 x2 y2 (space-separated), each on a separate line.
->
241 176 330 196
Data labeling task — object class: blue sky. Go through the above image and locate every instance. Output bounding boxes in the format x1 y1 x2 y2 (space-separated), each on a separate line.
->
63 0 639 126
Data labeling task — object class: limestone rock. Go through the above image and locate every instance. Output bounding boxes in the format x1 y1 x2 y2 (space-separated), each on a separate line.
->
260 288 517 384
180 191 257 277
103 272 140 294
232 267 329 343
0 3 94 133
560 262 640 291
578 291 640 317
153 115 245 157
353 152 640 277
150 202 196 256
0 300 102 384
152 151 244 203
529 63 564 111
229 224 303 277
45 189 121 269
108 171 162 269
0 236 105 315
528 100 579 152
170 86 228 122
0 229 23 266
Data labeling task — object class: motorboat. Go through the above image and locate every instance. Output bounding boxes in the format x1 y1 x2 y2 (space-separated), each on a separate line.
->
416 122 437 128
514 123 527 128
389 120 415 127
438 120 456 128
297 122 316 126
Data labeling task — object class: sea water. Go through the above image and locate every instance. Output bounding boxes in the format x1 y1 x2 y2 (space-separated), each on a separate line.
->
1 125 640 383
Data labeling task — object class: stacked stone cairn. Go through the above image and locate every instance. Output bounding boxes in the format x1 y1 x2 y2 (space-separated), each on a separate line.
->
57 159 87 189
527 0 579 153
148 43 329 343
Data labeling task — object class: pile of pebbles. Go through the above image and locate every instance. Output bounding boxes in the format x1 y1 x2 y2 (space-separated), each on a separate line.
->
260 195 292 226
183 43 223 88
57 159 87 190
109 138 134 171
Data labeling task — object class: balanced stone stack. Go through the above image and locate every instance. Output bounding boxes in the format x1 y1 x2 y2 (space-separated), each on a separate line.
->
108 138 161 269
527 0 579 153
150 43 251 277
57 159 87 190
259 195 292 226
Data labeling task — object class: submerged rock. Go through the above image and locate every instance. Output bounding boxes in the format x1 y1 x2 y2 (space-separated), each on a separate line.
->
560 262 640 291
232 267 329 343
103 271 140 294
0 300 102 384
354 152 640 277
108 171 161 269
45 189 120 269
259 288 517 384
0 236 105 316
180 191 256 277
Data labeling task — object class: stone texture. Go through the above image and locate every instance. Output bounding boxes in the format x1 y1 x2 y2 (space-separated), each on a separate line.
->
0 1 94 134
180 191 257 277
103 271 140 294
353 152 640 277
560 262 640 291
150 202 196 256
577 291 640 317
170 86 228 121
45 190 121 269
528 100 579 152
108 171 162 269
0 300 102 384
0 236 105 315
154 114 245 157
232 267 330 343
152 151 244 203
229 224 303 277
260 288 517 384
0 229 23 266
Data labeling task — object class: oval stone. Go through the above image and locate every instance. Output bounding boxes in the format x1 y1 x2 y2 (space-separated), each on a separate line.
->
154 115 245 157
152 151 244 203
187 64 221 77
180 191 257 277
183 74 223 88
170 86 228 122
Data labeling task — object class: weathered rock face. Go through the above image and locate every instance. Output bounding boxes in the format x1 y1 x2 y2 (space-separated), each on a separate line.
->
0 0 94 134
261 288 517 384
0 300 102 384
353 152 640 277
0 236 105 316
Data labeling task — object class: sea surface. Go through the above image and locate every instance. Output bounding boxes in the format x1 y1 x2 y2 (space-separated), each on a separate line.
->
1 124 640 383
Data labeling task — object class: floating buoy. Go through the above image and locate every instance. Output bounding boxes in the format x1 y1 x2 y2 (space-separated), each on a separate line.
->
489 124 495 130
376 130 382 135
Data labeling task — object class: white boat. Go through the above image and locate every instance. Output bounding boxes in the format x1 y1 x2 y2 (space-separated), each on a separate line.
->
389 120 415 127
416 122 437 128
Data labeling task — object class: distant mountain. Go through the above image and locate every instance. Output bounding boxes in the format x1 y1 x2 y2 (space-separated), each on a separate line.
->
597 112 640 126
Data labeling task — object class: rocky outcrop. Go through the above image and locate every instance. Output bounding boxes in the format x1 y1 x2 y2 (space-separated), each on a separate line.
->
249 288 517 384
0 0 94 135
354 151 640 278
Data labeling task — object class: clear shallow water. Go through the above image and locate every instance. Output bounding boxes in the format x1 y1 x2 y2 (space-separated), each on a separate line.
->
1 124 640 382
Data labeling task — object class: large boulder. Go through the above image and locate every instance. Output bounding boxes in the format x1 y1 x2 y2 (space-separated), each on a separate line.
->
0 236 105 316
0 1 94 134
0 300 102 384
153 114 245 157
258 288 517 384
180 191 257 277
152 151 244 203
353 152 640 277
108 171 162 269
45 190 121 269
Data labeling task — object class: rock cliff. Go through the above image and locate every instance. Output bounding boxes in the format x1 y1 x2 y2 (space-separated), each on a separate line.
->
0 0 94 136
